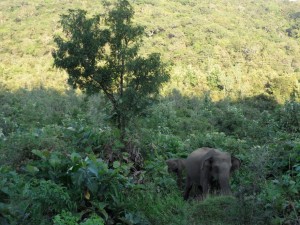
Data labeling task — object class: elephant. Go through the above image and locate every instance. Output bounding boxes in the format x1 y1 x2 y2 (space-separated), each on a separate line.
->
166 158 186 189
183 147 241 200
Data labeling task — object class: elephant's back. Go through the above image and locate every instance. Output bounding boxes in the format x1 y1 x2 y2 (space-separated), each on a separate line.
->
187 147 213 160
185 147 214 183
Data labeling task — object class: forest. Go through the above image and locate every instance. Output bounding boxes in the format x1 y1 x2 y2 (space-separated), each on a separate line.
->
0 0 299 224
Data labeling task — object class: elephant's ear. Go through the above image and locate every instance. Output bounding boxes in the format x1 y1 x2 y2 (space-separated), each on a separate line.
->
201 151 214 170
231 156 241 172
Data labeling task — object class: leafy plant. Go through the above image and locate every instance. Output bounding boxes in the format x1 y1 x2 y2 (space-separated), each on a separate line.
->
24 150 138 223
277 101 300 132
0 167 74 225
53 211 105 225
67 153 133 201
53 211 79 225
119 212 151 225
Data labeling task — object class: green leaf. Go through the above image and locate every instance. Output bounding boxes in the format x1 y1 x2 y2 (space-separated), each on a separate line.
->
71 152 81 163
86 179 98 195
113 161 120 169
49 154 62 168
92 201 108 210
32 149 50 160
26 165 39 174
72 169 86 187
87 164 99 177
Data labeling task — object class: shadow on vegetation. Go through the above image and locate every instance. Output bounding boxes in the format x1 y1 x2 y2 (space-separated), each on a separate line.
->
0 87 299 225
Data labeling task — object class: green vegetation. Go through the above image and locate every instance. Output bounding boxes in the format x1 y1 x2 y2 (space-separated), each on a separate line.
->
52 1 169 136
0 0 300 224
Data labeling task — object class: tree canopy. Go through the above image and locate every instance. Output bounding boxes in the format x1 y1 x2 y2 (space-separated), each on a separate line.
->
52 0 170 135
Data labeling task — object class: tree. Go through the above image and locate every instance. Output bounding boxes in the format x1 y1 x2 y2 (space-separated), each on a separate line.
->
52 0 169 138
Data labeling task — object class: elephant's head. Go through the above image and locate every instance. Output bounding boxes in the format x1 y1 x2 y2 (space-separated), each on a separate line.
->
166 158 186 189
166 159 185 174
202 150 240 195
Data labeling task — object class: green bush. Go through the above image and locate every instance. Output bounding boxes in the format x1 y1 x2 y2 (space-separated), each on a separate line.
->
24 179 74 224
125 190 189 225
53 211 105 225
236 141 300 225
277 101 300 133
0 168 74 225
53 211 79 225
0 89 83 129
0 150 139 224
0 125 70 165
27 150 134 201
190 196 247 225
143 157 178 192
187 131 248 154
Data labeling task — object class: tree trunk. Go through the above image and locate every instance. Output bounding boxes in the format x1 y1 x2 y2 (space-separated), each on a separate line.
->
119 52 126 142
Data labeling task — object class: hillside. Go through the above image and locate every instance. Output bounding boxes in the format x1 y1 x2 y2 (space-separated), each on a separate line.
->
1 0 300 101
0 0 300 225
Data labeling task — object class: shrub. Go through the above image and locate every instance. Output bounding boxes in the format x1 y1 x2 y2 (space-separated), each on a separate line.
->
190 196 247 225
236 141 300 225
277 101 300 133
0 125 69 166
143 157 178 193
23 179 74 224
0 149 140 224
26 150 139 223
125 190 189 225
53 211 105 225
53 211 79 225
187 131 248 154
0 168 74 225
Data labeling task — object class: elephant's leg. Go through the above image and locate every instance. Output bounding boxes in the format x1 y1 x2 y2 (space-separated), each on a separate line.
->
201 182 209 199
176 171 183 190
184 177 192 200
195 185 204 200
197 185 203 196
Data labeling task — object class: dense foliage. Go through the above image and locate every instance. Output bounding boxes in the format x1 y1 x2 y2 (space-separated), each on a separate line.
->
0 0 300 224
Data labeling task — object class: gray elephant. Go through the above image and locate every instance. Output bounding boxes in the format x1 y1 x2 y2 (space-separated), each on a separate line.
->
184 147 241 200
166 158 186 189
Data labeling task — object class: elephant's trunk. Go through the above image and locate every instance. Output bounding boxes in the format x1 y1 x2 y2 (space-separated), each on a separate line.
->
219 176 232 195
